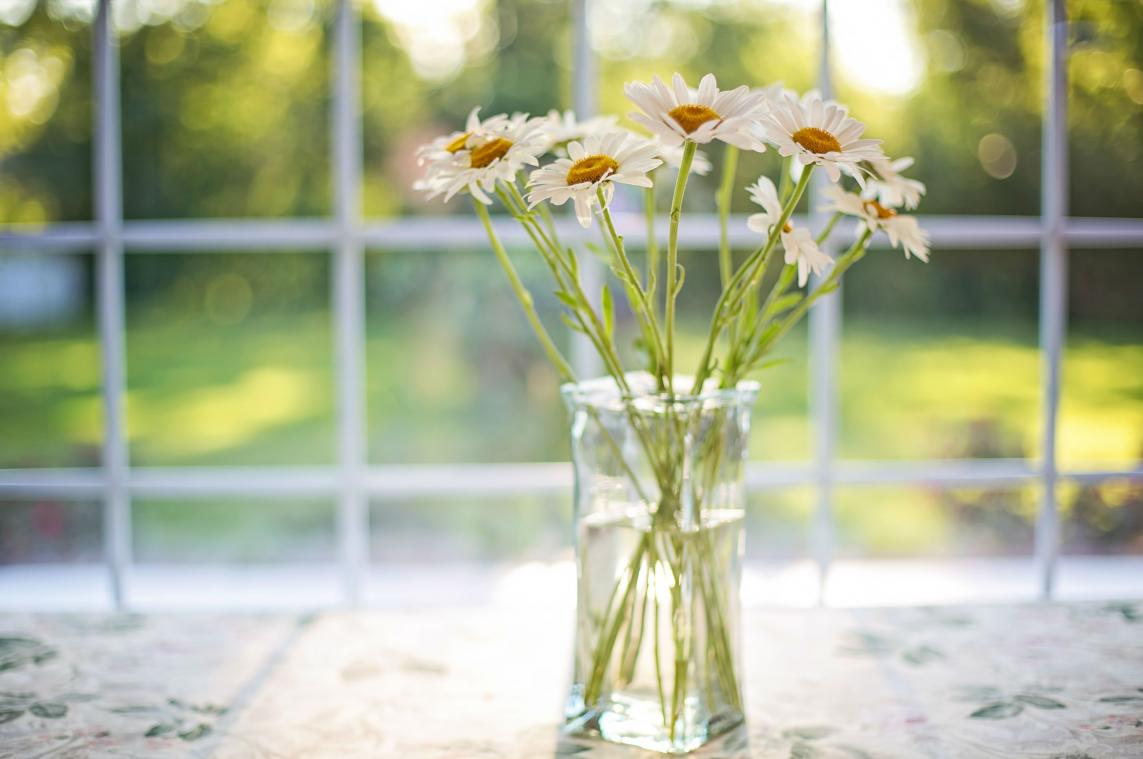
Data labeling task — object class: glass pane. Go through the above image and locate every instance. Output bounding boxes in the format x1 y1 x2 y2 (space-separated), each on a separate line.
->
746 486 812 558
0 251 101 468
840 248 1040 460
133 498 336 563
0 0 93 223
1057 478 1143 600
1068 0 1143 217
834 485 1037 558
368 494 572 605
0 498 102 563
125 251 335 466
365 247 570 464
119 0 331 218
362 0 570 218
1059 250 1143 469
832 0 1043 215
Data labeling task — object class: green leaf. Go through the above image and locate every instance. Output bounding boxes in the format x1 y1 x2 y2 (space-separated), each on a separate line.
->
601 284 614 340
554 291 579 310
559 314 584 334
790 742 822 759
784 725 834 740
178 723 212 741
970 702 1023 719
1098 695 1143 703
29 702 67 718
0 710 23 724
145 723 175 737
673 264 686 296
1016 694 1065 709
766 293 802 316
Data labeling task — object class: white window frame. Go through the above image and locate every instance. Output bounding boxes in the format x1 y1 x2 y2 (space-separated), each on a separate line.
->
0 0 1141 608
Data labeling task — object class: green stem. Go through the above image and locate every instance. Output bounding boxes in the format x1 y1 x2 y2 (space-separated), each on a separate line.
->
689 166 815 394
473 200 574 383
717 145 738 292
644 182 659 303
664 141 697 392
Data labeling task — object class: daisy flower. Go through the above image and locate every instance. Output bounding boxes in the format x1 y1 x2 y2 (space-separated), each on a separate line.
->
415 107 509 168
527 131 663 227
866 155 926 210
540 110 618 156
746 175 832 286
820 184 930 262
655 139 712 176
416 112 547 205
625 73 769 151
760 91 884 182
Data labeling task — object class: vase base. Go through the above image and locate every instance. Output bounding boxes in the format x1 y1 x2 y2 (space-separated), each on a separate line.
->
564 700 744 755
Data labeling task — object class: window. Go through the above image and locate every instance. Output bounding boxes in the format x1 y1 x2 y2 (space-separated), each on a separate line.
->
1 0 1140 608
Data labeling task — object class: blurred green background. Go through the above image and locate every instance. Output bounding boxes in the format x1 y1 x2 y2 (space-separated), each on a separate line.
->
0 0 1139 568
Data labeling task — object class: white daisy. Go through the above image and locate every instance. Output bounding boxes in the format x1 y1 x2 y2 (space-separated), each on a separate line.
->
527 131 663 227
745 175 832 287
625 73 769 151
820 184 930 262
415 112 547 205
655 139 712 176
760 91 885 182
866 155 926 210
415 107 509 168
540 109 618 156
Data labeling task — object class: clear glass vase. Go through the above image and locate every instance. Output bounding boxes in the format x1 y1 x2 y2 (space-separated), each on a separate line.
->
561 372 758 754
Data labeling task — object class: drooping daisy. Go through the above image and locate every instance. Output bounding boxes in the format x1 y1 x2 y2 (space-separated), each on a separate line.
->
820 184 930 262
416 112 548 205
625 73 769 151
760 91 884 182
527 131 663 227
746 175 832 287
540 110 618 156
415 107 509 169
655 139 712 176
866 155 926 210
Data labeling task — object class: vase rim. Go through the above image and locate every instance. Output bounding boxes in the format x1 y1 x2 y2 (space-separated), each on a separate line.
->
561 371 760 410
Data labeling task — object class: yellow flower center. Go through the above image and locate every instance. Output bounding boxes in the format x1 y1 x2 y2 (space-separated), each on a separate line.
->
782 222 793 233
445 133 469 153
863 199 896 219
566 154 619 185
668 104 721 134
791 126 842 154
469 138 512 168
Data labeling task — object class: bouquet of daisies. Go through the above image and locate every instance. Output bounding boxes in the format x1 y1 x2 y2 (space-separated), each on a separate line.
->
415 73 928 749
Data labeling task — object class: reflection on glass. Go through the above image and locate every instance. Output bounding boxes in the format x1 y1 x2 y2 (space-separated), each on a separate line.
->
125 252 335 466
0 251 100 468
840 248 1040 461
0 2 92 223
1060 250 1143 470
834 485 1037 558
119 0 332 218
133 498 336 563
0 498 102 564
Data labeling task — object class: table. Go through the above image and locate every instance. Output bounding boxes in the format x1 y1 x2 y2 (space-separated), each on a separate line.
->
1 602 1141 757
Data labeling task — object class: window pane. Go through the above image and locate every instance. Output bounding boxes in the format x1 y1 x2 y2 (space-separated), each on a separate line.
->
746 487 812 560
365 247 569 463
840 248 1040 460
133 498 336 563
0 497 102 564
1060 250 1143 470
125 251 335 466
1057 478 1143 600
1068 0 1143 217
368 495 571 605
0 251 101 468
826 485 1038 605
119 0 331 218
832 0 1043 215
362 0 570 218
0 1 92 223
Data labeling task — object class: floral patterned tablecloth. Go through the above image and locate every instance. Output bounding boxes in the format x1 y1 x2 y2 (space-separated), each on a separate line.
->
1 602 1141 758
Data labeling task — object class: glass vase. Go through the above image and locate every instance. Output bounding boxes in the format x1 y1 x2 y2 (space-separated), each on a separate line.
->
561 372 757 754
